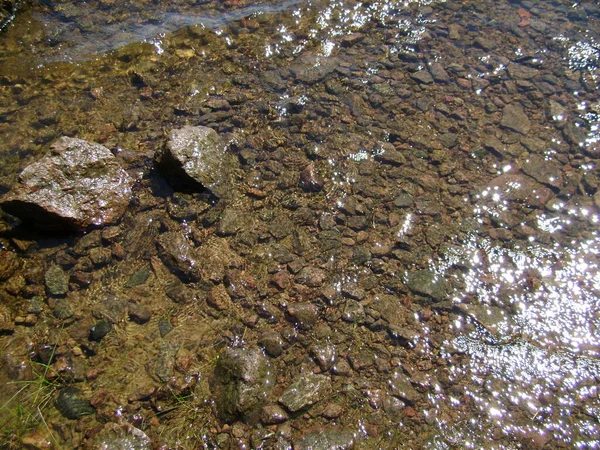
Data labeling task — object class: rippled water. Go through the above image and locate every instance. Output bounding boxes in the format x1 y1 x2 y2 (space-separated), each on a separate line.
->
0 0 599 448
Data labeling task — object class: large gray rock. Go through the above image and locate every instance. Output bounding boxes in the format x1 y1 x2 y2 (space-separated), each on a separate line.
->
155 125 232 196
0 137 133 231
212 347 274 422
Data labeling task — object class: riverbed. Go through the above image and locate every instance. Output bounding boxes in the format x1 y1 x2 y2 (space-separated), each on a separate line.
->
0 0 599 448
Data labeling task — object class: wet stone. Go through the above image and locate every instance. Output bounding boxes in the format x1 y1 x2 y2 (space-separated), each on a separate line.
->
89 319 112 342
217 207 248 236
521 153 563 189
410 69 434 85
207 284 232 311
279 373 331 412
53 298 74 320
374 142 406 166
88 423 151 450
258 331 284 358
213 347 274 422
128 302 152 324
152 341 180 383
125 268 150 288
157 231 200 282
0 250 21 280
154 125 231 196
286 303 318 330
501 103 531 135
45 264 69 296
310 344 337 371
55 387 95 420
406 269 447 302
261 404 289 425
342 300 365 323
0 137 133 231
295 266 326 287
389 369 420 404
158 317 174 338
299 163 325 192
293 427 354 450
89 247 112 267
488 173 553 208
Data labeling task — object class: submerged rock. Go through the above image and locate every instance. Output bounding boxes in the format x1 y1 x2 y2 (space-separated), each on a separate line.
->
406 269 446 302
293 427 355 450
88 423 151 450
0 137 133 231
55 386 95 419
212 347 274 422
501 103 531 135
156 231 201 282
279 373 331 412
155 125 233 196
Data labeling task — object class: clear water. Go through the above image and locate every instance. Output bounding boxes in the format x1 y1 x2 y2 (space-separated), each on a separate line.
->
0 0 599 448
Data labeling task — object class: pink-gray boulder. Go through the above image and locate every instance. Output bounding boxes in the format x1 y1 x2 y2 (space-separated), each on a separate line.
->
1 137 133 231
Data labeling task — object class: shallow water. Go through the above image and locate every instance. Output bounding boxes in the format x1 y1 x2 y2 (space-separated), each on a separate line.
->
0 0 599 448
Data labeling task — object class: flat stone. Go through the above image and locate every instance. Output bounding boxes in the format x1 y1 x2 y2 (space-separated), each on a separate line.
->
521 154 563 189
1 137 133 231
45 264 69 296
279 373 331 412
406 269 446 302
488 173 553 208
293 427 355 450
501 103 531 135
410 70 434 84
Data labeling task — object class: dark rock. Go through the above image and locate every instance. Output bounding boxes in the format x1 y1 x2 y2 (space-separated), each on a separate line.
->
55 387 95 420
501 103 531 135
293 427 354 450
1 137 133 231
299 164 325 192
155 125 233 196
89 319 112 342
279 373 331 412
406 269 446 302
45 264 69 296
213 347 274 422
